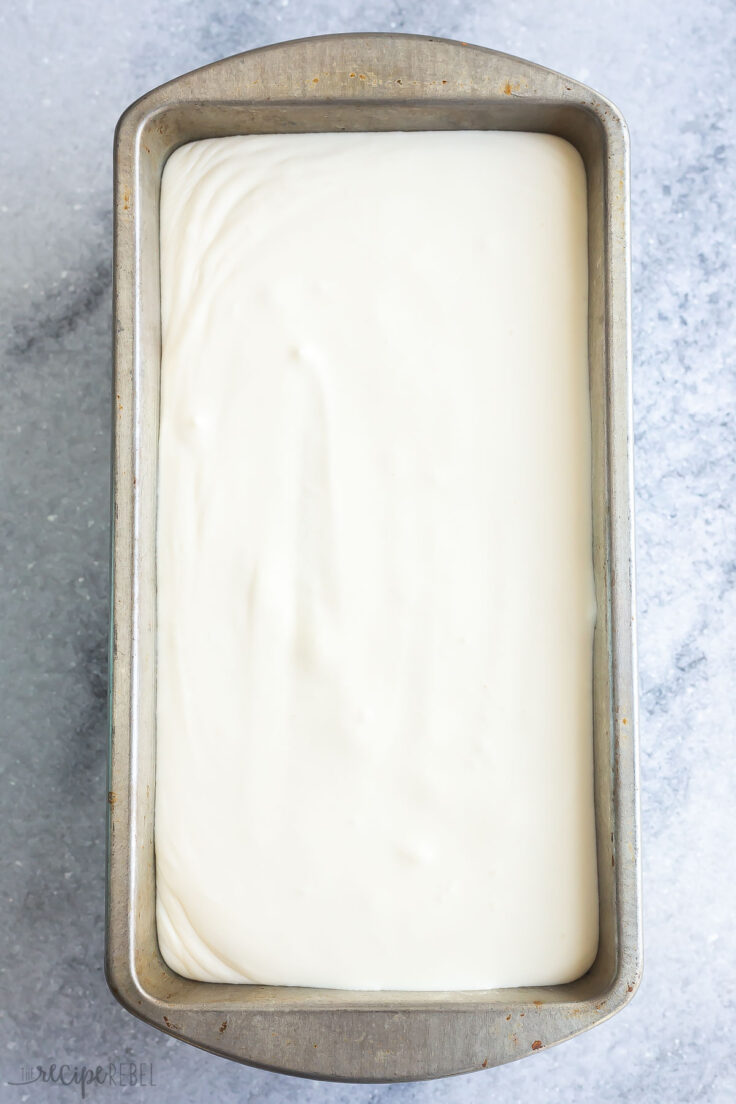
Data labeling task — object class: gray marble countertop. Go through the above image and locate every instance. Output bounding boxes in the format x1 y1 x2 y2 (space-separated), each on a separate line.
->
2 1 734 1100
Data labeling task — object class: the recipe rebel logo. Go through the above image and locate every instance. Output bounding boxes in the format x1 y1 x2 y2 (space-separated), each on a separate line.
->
7 1062 155 1098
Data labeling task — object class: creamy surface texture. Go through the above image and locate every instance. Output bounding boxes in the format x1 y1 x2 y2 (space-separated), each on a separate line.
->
156 131 598 990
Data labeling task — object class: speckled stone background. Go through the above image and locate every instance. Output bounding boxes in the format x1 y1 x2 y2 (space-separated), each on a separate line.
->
2 0 735 1100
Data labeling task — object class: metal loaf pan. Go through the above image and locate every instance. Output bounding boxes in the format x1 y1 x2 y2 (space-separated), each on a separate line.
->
108 32 641 1082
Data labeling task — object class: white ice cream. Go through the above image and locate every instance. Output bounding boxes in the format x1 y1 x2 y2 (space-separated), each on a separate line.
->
155 131 598 990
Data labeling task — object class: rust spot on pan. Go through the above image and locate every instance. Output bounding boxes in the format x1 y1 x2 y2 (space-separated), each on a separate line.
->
531 1040 543 1050
163 1016 181 1031
219 1020 228 1034
503 80 513 95
481 1059 488 1068
533 1000 543 1007
107 791 117 805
